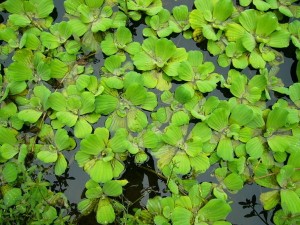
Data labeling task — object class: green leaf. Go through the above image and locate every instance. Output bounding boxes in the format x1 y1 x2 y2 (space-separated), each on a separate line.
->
65 40 81 54
267 135 295 153
85 0 104 8
96 198 115 224
242 32 256 51
230 104 254 126
68 19 89 36
218 54 231 67
56 111 78 127
18 109 42 123
202 24 218 41
109 129 129 153
249 51 265 69
6 62 33 82
90 160 113 183
92 18 113 32
174 84 194 104
101 34 118 56
3 162 18 183
141 92 158 111
50 59 69 79
253 0 270 11
217 137 234 161
40 32 60 49
171 207 193 225
125 83 147 105
3 0 24 14
197 199 231 221
280 189 300 215
172 152 191 175
78 199 97 216
80 128 108 155
55 129 72 151
256 12 278 36
0 127 17 145
74 118 92 139
232 54 249 69
47 92 67 112
266 108 288 133
260 190 280 210
223 173 244 191
190 154 210 173
289 83 300 107
155 38 177 67
213 0 233 21
268 30 290 48
55 153 68 176
171 111 190 126
37 150 58 163
3 188 22 207
0 144 19 160
80 91 95 114
116 26 132 47
95 95 119 115
86 187 102 199
246 137 264 159
206 108 229 132
178 61 194 81
133 50 156 70
127 108 148 132
172 5 189 28
162 125 182 146
34 0 54 18
225 23 245 41
103 180 123 197
8 14 31 27
239 9 257 32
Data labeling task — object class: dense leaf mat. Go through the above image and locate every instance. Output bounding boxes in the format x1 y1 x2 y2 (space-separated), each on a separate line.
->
0 0 300 224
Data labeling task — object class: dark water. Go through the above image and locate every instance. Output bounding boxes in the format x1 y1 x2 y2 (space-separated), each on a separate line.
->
1 0 298 225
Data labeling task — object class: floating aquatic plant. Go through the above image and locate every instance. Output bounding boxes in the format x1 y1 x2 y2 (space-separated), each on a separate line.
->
78 179 127 224
118 0 163 21
225 9 290 68
189 0 235 42
0 0 300 224
240 0 300 18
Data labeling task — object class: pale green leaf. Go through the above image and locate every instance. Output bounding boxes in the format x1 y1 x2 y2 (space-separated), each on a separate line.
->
37 150 58 163
18 109 42 123
55 153 68 176
103 180 123 197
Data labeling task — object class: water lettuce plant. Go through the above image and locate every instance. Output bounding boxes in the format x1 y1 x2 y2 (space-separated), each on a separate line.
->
0 0 300 224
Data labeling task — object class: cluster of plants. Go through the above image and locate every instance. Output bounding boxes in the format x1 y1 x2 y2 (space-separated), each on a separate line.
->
0 0 300 224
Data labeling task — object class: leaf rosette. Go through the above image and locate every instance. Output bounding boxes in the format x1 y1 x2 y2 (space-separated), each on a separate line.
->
78 179 127 224
118 0 163 21
64 0 127 51
225 9 290 69
96 78 157 132
150 124 211 176
189 0 235 41
132 37 187 78
75 127 129 183
36 125 76 176
47 85 99 138
177 50 222 93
